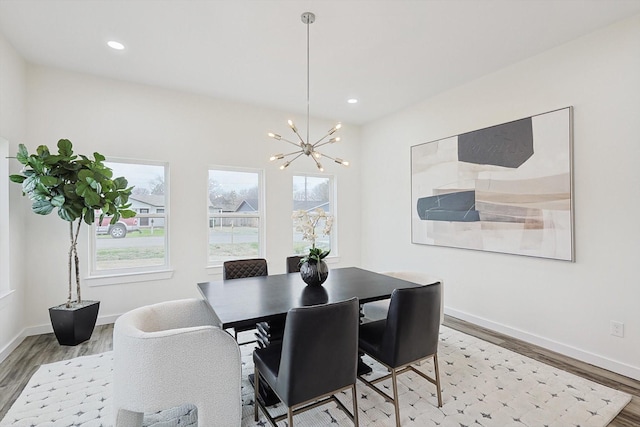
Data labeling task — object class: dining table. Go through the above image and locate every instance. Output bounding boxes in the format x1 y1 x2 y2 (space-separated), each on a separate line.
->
197 266 423 404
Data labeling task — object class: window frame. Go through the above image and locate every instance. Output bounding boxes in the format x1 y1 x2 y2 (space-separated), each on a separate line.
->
87 158 171 283
206 165 265 268
292 173 337 258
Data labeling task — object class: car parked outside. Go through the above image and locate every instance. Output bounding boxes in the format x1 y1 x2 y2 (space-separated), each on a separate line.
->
96 216 140 238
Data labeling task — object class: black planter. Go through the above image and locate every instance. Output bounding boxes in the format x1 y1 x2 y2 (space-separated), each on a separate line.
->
49 300 100 346
299 260 329 286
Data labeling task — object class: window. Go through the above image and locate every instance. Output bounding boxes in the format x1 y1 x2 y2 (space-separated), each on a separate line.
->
208 167 264 266
90 160 169 275
0 137 9 295
292 175 335 255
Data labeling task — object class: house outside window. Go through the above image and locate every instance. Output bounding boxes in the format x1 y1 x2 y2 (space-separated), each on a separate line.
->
208 167 264 266
90 160 169 275
293 175 335 255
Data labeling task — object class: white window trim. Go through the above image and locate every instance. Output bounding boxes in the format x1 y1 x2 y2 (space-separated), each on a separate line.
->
86 269 174 286
87 158 171 282
207 165 265 268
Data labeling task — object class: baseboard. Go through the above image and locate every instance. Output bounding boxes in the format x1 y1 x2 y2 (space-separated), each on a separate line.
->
19 313 121 340
0 330 26 365
445 307 640 381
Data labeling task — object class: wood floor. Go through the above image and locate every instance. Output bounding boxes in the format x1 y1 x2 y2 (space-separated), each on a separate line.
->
1 317 638 426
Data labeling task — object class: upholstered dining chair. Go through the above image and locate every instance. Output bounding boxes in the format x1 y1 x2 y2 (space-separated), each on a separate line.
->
362 271 444 324
253 297 360 426
223 257 268 279
222 258 268 344
286 255 303 273
358 283 443 427
113 298 242 426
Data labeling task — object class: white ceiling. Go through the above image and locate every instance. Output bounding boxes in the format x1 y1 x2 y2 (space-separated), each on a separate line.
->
1 0 639 125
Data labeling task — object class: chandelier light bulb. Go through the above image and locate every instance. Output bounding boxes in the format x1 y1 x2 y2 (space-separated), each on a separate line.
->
268 132 282 140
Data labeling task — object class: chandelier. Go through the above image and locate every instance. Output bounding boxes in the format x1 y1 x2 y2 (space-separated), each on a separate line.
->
268 12 349 172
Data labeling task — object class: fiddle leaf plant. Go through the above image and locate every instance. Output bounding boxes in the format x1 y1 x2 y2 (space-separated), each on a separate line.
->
10 139 136 307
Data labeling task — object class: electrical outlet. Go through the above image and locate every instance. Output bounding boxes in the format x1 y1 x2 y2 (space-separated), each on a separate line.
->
610 321 624 338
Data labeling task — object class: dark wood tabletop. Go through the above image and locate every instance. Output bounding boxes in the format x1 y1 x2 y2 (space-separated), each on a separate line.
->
197 266 421 329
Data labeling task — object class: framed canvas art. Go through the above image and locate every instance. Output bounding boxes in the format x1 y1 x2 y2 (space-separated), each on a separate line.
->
411 107 574 261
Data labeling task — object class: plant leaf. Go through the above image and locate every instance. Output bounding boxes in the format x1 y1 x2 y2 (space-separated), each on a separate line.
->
57 139 73 157
16 144 29 164
32 199 54 215
120 209 136 218
50 194 65 207
83 208 95 225
39 176 58 186
22 175 38 193
9 174 26 184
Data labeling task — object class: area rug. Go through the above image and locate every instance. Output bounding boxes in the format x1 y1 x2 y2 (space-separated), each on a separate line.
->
1 327 631 426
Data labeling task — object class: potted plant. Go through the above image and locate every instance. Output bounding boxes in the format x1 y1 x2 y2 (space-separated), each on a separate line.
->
293 208 333 286
10 139 135 345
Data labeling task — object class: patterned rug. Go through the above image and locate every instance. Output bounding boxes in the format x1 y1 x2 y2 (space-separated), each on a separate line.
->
1 327 631 426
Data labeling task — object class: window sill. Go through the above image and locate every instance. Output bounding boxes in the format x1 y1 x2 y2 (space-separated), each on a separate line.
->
205 265 223 276
86 269 174 287
325 255 340 265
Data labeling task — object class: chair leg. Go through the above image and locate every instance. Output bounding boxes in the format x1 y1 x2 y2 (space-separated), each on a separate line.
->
254 365 260 422
390 369 401 427
351 383 360 427
433 353 443 407
288 407 294 426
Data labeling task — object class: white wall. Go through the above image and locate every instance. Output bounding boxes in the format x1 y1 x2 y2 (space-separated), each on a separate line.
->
20 66 361 331
0 33 27 359
361 15 640 379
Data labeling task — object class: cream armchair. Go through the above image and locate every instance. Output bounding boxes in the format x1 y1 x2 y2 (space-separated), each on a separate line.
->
362 272 444 324
113 298 241 426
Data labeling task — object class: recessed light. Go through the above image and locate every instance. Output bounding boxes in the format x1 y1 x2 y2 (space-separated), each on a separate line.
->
347 98 358 104
107 40 125 50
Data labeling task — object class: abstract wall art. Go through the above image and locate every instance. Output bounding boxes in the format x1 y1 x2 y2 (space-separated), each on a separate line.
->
411 107 574 261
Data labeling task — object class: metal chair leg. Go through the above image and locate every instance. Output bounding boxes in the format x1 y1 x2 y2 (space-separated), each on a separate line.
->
391 369 401 427
433 353 443 407
254 365 260 422
351 383 360 427
288 407 294 426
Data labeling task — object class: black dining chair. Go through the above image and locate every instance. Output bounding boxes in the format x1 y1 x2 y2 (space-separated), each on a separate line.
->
358 283 442 427
253 297 360 427
222 258 268 344
223 258 268 280
286 255 303 273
